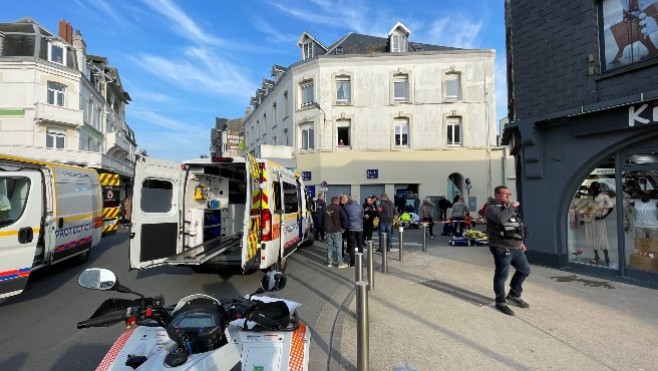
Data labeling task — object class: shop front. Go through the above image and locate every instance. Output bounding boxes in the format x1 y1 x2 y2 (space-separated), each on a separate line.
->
513 103 658 285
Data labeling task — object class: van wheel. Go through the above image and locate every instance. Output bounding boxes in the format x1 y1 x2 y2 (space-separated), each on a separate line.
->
74 250 90 265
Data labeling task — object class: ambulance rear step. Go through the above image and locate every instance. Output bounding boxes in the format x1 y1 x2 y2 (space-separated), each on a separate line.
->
167 233 242 265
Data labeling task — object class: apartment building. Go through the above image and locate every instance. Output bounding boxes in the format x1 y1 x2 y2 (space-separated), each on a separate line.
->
0 18 136 180
244 22 513 211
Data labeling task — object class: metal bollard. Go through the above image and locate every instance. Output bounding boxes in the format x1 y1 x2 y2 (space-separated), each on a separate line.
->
422 223 427 252
356 280 369 371
398 226 404 261
355 253 363 282
367 240 374 291
381 233 388 273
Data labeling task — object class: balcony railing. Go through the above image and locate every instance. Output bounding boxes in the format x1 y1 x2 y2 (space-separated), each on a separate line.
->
34 103 83 128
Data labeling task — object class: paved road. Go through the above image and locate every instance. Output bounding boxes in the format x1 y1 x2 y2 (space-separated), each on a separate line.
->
0 230 353 370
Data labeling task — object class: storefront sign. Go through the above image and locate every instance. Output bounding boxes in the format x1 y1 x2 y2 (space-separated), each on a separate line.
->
366 169 378 179
302 171 311 181
628 103 658 127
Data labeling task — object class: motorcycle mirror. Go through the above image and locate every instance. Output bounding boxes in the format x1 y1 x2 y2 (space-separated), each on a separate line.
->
261 270 287 292
78 268 118 291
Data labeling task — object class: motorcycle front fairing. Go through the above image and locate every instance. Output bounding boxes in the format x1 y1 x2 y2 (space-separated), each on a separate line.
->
96 326 241 371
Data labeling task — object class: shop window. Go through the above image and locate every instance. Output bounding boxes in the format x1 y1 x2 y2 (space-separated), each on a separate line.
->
622 169 658 273
568 160 618 269
600 0 658 71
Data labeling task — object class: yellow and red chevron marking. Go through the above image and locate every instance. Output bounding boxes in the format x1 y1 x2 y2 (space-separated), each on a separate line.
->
99 173 120 186
288 322 308 370
261 162 268 182
103 207 120 219
102 220 118 234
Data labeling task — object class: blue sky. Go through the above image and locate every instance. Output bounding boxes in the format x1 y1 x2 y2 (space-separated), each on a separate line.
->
3 0 507 162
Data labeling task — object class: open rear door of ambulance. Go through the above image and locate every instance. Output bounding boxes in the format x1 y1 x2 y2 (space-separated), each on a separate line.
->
0 170 43 301
243 154 262 272
130 156 182 270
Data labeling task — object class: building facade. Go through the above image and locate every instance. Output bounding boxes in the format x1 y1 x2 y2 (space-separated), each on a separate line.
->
505 0 658 284
244 22 513 212
0 18 136 180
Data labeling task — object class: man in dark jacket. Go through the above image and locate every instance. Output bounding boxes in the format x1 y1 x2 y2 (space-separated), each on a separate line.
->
485 186 531 316
362 196 378 244
377 193 397 252
324 196 348 268
344 195 364 267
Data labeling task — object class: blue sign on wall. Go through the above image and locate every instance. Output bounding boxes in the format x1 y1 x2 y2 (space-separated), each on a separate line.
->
366 169 379 179
302 171 311 181
305 185 316 198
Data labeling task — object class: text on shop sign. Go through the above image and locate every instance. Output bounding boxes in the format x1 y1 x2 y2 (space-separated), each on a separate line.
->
628 103 658 127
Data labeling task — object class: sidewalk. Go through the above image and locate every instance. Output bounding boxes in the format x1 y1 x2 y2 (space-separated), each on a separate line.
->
332 230 658 371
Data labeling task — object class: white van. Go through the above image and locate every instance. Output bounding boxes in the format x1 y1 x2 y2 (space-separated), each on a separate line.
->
129 154 314 273
0 154 102 301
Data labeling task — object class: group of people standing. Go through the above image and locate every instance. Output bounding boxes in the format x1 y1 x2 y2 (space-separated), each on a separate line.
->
313 193 397 268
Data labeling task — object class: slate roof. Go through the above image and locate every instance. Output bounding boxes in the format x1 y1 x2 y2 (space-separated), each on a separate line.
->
324 32 464 56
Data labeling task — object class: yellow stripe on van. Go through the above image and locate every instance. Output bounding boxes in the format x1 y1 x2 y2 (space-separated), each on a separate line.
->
0 228 40 237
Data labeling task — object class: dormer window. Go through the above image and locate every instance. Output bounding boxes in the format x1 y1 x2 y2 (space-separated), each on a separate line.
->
391 34 406 52
303 41 314 60
48 41 67 65
388 22 411 53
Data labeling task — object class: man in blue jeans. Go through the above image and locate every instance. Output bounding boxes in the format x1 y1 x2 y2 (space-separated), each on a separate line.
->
377 193 396 252
485 186 531 316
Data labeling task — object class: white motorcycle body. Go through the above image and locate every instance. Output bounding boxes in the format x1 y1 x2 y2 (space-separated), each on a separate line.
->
96 322 310 371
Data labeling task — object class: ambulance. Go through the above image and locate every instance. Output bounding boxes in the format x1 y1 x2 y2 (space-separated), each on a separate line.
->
129 154 314 273
0 154 103 301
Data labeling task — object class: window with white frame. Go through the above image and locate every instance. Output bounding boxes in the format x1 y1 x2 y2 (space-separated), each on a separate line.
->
447 116 462 146
303 42 313 60
445 72 462 100
391 34 407 52
336 76 351 104
48 41 66 65
263 114 267 136
46 130 65 149
47 82 65 106
300 81 314 108
394 118 409 147
393 74 408 102
336 120 351 148
300 122 314 150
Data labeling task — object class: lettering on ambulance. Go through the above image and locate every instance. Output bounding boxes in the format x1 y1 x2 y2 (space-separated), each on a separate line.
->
55 221 92 252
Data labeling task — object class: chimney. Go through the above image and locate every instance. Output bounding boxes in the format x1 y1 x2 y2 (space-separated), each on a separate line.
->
58 19 73 44
73 30 86 54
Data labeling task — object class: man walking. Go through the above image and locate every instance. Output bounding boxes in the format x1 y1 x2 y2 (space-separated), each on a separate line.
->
344 195 364 267
377 193 396 252
324 196 348 268
485 186 531 316
419 198 436 238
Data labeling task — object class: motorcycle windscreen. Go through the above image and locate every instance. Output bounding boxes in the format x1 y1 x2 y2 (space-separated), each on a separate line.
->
0 171 43 300
130 157 181 270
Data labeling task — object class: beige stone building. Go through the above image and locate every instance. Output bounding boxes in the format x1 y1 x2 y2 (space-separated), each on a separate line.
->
244 22 514 212
0 18 136 179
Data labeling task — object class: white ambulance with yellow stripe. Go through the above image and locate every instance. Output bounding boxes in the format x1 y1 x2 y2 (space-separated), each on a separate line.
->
129 154 314 273
0 154 103 302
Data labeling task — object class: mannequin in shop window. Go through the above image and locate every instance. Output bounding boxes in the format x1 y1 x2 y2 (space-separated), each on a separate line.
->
578 182 614 266
629 191 658 245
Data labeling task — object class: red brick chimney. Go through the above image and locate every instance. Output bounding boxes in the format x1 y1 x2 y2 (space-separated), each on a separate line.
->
58 19 73 44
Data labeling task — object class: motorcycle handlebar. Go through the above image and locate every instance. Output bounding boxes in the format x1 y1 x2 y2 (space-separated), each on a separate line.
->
77 311 126 329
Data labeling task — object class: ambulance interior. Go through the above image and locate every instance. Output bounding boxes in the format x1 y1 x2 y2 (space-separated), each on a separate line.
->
183 163 247 248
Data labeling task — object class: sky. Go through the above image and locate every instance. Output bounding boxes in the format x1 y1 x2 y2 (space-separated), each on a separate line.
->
3 0 507 162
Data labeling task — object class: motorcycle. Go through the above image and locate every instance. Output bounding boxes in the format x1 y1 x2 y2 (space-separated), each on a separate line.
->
76 268 310 370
